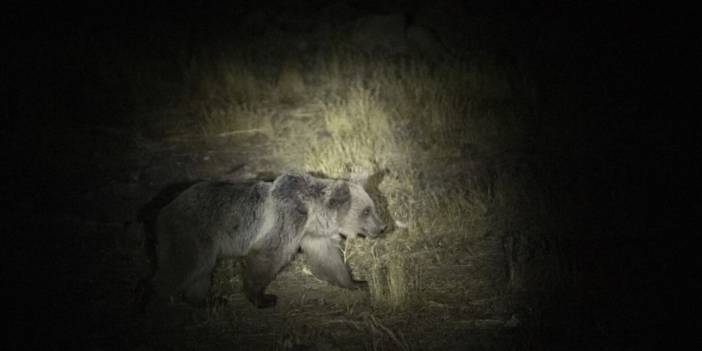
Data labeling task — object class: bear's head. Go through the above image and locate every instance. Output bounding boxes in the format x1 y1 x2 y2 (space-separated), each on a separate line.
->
326 175 386 239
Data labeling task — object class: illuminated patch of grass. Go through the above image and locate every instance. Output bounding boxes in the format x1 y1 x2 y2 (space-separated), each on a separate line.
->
147 45 543 312
267 51 534 310
300 82 403 176
197 103 274 139
368 253 423 311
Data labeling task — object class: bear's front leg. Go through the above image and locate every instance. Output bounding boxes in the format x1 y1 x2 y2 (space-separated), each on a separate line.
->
302 236 367 290
242 250 286 308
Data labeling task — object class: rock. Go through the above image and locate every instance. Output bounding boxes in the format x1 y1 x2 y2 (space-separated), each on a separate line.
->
412 0 468 57
407 25 452 62
350 13 454 61
319 1 360 29
412 0 467 40
238 9 272 36
351 14 408 55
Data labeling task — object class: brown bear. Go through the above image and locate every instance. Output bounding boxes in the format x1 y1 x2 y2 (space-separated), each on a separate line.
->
148 173 386 308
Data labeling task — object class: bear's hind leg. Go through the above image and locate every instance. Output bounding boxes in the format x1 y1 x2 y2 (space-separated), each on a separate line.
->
151 254 184 304
152 233 218 307
183 276 211 307
180 243 218 306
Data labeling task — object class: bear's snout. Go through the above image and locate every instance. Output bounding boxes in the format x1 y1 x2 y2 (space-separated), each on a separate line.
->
366 220 387 238
378 224 388 235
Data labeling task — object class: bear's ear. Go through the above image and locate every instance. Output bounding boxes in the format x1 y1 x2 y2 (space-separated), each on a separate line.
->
327 181 351 209
350 171 369 188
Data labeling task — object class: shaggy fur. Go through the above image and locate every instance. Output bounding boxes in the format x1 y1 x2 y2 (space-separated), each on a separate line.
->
148 173 385 308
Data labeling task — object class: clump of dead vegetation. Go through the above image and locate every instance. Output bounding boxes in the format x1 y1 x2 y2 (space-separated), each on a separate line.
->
124 33 565 349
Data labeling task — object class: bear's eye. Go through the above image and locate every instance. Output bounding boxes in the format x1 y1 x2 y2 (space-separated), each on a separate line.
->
362 208 370 217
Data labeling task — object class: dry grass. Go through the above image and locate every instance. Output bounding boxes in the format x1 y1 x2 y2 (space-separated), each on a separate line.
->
132 43 556 330
184 49 541 311
197 103 275 139
271 51 537 310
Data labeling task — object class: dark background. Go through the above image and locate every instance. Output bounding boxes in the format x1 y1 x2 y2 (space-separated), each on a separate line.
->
6 1 682 350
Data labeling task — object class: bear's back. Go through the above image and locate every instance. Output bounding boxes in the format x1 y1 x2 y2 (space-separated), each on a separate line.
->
156 180 272 256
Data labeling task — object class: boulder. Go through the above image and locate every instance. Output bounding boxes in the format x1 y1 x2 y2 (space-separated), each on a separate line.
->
406 25 452 62
351 14 408 55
